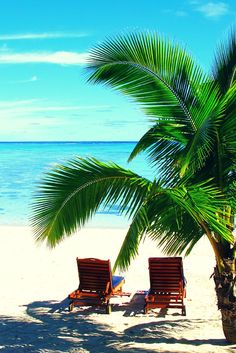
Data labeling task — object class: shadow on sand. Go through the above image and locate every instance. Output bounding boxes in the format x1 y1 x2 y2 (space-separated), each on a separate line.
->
0 297 234 353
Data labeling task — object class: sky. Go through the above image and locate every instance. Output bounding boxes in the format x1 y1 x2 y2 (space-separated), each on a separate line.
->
1 0 236 141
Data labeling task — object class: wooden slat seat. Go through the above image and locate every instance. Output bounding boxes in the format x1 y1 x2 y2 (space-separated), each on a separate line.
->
68 258 130 313
144 257 186 315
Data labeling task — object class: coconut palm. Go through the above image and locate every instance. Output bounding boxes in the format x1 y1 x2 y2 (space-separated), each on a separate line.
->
31 31 236 342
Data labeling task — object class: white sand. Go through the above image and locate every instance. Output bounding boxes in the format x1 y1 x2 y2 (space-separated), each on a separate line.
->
0 225 234 353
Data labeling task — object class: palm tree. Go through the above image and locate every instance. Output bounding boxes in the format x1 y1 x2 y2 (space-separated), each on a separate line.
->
31 31 236 342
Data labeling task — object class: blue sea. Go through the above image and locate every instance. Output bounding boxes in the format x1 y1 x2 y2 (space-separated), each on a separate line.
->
0 142 153 228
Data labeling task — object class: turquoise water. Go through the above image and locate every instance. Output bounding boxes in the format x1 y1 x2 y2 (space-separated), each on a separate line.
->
0 142 153 227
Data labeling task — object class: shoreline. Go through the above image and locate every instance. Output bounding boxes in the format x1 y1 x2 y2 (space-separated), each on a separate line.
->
0 225 233 352
0 213 131 230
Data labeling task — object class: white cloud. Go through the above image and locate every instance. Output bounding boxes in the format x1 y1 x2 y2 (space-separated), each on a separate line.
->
0 100 114 137
162 8 188 17
0 99 110 116
0 32 88 41
175 10 188 17
0 99 38 108
0 99 149 141
29 75 38 82
0 51 88 65
196 2 229 18
7 75 39 84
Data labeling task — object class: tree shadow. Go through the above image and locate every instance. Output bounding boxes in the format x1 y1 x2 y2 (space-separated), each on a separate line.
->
124 319 230 346
0 298 233 353
0 299 153 353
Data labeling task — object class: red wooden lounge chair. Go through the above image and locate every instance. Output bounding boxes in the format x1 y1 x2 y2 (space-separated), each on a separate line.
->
144 257 186 316
68 258 130 313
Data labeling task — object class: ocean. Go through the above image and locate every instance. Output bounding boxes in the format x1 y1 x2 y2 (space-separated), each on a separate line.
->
0 141 153 228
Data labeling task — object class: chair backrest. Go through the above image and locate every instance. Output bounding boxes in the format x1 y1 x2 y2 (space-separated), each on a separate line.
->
77 258 112 293
148 257 184 293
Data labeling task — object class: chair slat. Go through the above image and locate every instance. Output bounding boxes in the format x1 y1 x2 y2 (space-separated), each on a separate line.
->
68 257 130 313
145 257 186 316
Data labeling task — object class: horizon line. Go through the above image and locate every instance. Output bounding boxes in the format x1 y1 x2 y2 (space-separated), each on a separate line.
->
0 140 138 143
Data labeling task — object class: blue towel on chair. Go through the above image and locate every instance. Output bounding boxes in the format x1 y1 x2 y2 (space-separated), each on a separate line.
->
112 275 124 288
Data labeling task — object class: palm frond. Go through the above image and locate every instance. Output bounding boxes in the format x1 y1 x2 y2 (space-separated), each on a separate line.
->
113 206 149 271
127 80 222 180
88 32 224 178
128 123 185 183
179 81 222 176
87 32 210 133
31 157 152 247
218 82 236 155
114 180 233 271
212 28 236 93
145 181 233 256
128 121 187 161
196 82 236 189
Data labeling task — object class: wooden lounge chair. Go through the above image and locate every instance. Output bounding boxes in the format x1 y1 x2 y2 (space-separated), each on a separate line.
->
144 257 186 316
68 257 130 313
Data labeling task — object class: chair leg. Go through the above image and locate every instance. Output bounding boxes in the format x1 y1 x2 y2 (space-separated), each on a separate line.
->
106 303 112 314
144 304 149 314
68 302 74 312
182 305 186 316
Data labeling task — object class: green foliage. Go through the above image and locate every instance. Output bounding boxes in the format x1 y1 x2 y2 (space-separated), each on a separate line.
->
212 28 236 93
31 30 236 271
114 180 233 270
31 157 152 247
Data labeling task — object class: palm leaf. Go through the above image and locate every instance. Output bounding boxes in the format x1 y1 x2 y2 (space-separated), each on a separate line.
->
31 157 152 247
128 81 222 181
194 82 236 189
87 32 209 133
114 180 233 271
128 123 185 183
218 82 236 157
87 32 223 178
146 180 233 250
113 205 149 271
212 28 236 93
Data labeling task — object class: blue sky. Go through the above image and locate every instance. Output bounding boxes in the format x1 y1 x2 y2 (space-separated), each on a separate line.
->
1 0 235 141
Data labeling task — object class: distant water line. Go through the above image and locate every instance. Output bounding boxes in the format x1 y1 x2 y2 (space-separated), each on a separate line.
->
0 141 153 227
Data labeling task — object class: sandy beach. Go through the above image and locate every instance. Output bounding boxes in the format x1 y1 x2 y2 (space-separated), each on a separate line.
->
0 225 235 353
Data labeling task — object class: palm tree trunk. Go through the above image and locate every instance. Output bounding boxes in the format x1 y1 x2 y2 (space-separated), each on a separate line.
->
214 259 236 343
